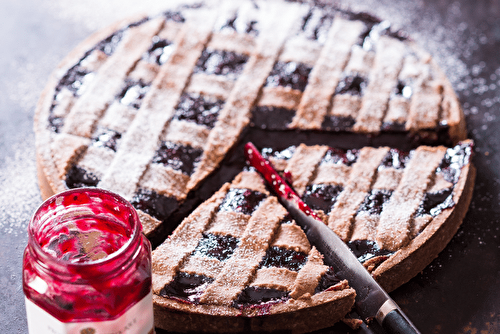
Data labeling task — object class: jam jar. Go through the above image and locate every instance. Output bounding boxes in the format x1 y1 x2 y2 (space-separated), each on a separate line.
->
23 188 154 334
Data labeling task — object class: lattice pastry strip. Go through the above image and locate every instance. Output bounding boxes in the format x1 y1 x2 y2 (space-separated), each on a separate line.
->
354 36 407 133
376 146 447 250
291 17 366 129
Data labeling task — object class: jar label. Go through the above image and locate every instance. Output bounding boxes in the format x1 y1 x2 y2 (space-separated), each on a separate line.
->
25 291 155 334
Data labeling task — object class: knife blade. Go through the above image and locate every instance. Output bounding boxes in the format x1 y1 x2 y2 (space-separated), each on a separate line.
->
244 142 420 334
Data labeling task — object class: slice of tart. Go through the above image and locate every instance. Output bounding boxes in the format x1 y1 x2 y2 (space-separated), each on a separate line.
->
151 170 356 333
34 0 468 247
263 140 475 292
151 140 474 332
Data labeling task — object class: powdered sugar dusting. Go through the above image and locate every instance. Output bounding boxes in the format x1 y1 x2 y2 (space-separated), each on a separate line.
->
43 0 198 31
0 138 41 236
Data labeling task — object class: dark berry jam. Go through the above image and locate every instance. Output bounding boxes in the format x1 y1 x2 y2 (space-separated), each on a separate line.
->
379 148 411 169
218 188 267 215
48 115 64 133
234 286 290 309
118 79 150 109
192 233 240 262
194 48 249 78
218 14 259 36
159 272 214 304
315 267 342 293
302 184 343 214
130 188 179 222
261 146 296 161
152 141 203 176
250 106 296 130
381 121 407 132
347 239 393 263
144 36 173 65
394 80 412 99
174 93 223 128
163 10 186 23
321 148 359 166
335 74 367 96
358 189 393 215
266 61 312 92
95 31 124 56
437 142 473 184
321 115 356 132
416 187 454 217
280 214 294 225
65 166 100 189
92 128 121 151
259 246 307 272
56 65 91 96
299 8 334 43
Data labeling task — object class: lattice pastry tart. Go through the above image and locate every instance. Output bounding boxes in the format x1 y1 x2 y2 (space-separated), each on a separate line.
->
33 0 475 332
151 139 474 332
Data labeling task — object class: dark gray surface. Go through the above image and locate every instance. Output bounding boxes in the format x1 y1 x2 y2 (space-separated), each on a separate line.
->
1 0 499 333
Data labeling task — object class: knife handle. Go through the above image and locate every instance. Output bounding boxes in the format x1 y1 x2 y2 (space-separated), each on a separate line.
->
381 309 420 334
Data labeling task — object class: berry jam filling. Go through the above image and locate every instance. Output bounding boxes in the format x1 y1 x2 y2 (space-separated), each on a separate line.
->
194 48 249 78
191 233 240 262
56 65 91 96
299 8 334 43
394 80 412 99
381 121 407 132
130 188 179 222
143 36 174 65
218 14 259 36
261 146 296 161
416 187 454 217
92 128 122 152
250 106 296 130
358 189 393 215
118 79 150 109
347 239 393 263
48 115 64 133
95 30 125 56
234 286 290 309
335 74 367 96
159 272 214 304
436 142 473 184
280 214 294 225
173 93 223 128
379 148 411 169
218 188 267 215
259 246 307 272
315 267 342 293
152 141 203 176
65 166 100 189
266 61 312 92
163 10 186 23
302 184 343 214
321 115 356 132
321 147 359 166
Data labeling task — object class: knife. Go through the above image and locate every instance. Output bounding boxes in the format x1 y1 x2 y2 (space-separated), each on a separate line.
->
244 142 420 334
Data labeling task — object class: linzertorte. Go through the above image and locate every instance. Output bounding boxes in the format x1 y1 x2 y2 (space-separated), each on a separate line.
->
34 0 475 332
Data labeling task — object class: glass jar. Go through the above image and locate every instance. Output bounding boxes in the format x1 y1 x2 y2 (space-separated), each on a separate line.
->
23 188 154 334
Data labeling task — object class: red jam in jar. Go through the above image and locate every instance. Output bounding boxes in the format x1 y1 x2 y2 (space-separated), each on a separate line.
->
23 188 154 334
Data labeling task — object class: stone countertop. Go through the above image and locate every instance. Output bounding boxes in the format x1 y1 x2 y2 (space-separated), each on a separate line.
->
1 0 499 333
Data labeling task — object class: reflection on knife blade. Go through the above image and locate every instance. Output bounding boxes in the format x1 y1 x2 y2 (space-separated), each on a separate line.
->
245 142 420 334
